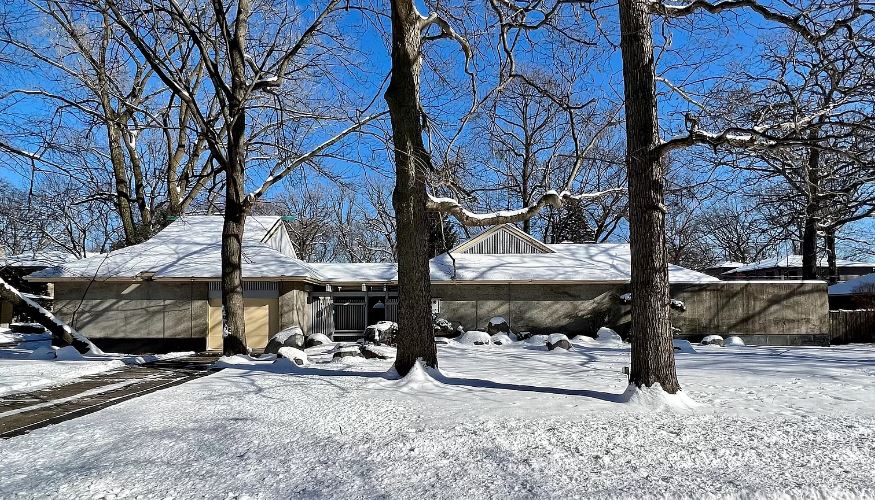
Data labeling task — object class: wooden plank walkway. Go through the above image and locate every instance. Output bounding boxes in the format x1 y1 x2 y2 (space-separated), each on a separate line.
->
0 354 220 438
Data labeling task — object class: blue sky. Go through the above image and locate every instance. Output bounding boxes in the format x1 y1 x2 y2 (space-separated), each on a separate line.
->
1 0 872 258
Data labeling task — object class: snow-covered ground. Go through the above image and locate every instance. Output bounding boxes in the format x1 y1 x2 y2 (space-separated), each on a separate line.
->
1 339 874 499
0 333 192 397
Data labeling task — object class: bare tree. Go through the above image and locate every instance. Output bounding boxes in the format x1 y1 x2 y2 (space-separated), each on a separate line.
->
93 0 383 354
713 30 875 279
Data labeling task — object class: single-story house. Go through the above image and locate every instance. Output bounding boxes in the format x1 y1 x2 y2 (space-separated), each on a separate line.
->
28 216 831 352
721 255 875 281
828 273 875 310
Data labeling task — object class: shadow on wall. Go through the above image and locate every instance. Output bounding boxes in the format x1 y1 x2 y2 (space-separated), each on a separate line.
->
670 282 829 345
437 281 829 345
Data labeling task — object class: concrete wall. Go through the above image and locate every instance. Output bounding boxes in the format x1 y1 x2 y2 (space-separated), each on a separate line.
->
279 282 312 335
431 283 620 335
669 281 830 345
54 281 209 352
432 281 830 345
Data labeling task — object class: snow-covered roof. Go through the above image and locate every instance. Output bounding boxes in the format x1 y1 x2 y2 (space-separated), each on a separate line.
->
430 243 719 283
828 272 875 296
2 251 78 268
28 216 319 281
708 261 745 269
725 255 875 274
309 263 398 283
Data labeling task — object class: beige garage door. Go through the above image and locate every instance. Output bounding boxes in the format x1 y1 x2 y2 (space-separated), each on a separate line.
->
207 299 277 351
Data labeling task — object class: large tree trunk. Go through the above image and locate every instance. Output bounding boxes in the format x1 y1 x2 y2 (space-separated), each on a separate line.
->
385 0 438 375
801 146 821 280
221 0 252 356
0 277 93 353
617 0 680 393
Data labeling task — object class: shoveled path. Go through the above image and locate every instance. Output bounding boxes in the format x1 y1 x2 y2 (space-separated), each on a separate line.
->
0 354 220 438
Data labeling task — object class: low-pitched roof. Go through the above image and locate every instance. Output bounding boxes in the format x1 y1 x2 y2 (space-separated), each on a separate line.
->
309 263 398 284
28 216 320 281
828 272 875 296
725 255 875 274
2 251 78 268
430 242 719 283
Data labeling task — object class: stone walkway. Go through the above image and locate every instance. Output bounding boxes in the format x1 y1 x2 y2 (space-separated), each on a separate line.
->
0 354 220 438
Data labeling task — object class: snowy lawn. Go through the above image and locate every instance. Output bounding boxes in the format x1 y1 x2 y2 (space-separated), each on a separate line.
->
0 334 192 397
1 340 874 499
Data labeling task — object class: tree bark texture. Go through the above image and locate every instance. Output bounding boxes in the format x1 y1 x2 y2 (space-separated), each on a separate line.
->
106 122 138 246
801 145 821 280
221 0 252 355
617 0 680 393
825 229 838 284
385 0 438 375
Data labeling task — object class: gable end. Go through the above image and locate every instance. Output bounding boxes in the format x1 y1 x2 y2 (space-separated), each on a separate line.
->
454 224 554 254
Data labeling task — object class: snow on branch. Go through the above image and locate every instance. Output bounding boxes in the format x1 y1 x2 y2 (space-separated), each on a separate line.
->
427 188 625 226
653 111 832 157
651 0 873 46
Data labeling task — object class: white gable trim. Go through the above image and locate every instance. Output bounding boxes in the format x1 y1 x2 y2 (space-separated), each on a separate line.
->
451 223 554 255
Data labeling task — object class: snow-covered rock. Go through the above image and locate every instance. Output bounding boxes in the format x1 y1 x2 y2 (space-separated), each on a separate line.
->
264 326 305 354
360 344 396 360
669 299 686 311
547 334 572 351
332 345 363 360
725 336 746 347
366 321 398 344
486 316 512 335
457 330 491 346
305 333 333 348
701 335 725 347
525 334 548 347
595 327 624 345
490 333 514 345
672 339 697 354
277 347 308 366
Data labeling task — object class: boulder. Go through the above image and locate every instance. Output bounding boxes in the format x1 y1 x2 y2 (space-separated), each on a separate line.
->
360 344 395 360
672 339 697 353
524 334 548 347
305 333 333 348
457 330 491 346
365 321 398 345
547 334 572 351
277 346 308 366
725 336 745 347
595 327 624 345
332 346 363 360
264 326 305 354
701 335 725 347
486 317 512 336
491 333 514 345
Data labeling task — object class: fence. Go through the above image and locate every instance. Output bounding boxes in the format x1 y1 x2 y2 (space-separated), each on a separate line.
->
829 310 875 344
